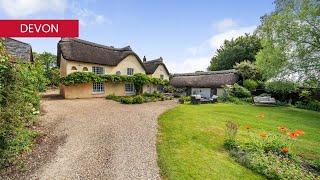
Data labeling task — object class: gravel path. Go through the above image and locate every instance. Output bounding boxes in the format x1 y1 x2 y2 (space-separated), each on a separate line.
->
28 97 177 179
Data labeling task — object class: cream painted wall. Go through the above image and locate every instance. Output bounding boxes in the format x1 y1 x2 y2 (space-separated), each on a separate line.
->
151 65 170 80
60 55 145 76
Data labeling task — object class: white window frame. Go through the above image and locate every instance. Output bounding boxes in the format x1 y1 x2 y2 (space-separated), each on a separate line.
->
125 83 135 93
127 68 134 76
92 66 104 75
92 82 104 93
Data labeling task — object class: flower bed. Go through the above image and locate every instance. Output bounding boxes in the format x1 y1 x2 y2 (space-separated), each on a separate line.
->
223 114 319 179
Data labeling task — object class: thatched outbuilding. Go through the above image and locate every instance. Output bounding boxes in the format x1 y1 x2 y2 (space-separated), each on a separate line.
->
170 69 239 98
143 57 170 76
2 38 33 62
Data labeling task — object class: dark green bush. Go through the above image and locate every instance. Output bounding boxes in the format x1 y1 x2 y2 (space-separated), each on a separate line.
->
265 81 298 102
133 95 144 104
243 79 258 91
0 40 40 168
232 84 251 98
295 100 320 112
106 93 121 102
120 97 134 104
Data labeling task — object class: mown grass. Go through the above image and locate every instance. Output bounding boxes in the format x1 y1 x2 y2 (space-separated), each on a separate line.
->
157 103 320 179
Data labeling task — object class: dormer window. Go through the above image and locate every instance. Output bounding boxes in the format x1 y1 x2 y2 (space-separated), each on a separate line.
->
116 71 121 75
71 66 77 70
92 66 104 75
83 67 88 71
127 68 134 76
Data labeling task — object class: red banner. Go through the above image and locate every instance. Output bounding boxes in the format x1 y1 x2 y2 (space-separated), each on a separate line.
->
0 20 79 37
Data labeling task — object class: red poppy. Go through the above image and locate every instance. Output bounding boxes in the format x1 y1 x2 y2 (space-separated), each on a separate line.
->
282 147 289 154
260 132 268 139
244 125 252 131
256 112 265 120
288 132 298 138
277 126 288 133
295 129 305 136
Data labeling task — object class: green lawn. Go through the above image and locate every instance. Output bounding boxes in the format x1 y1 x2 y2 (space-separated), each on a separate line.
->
157 103 320 179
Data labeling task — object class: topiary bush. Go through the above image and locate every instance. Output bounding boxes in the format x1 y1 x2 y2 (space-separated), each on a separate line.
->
243 79 258 91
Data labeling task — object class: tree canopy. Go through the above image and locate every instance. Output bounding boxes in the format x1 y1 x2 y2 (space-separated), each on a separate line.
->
256 0 320 83
208 34 262 71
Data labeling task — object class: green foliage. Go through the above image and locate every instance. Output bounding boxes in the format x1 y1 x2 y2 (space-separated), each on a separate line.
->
232 84 251 98
295 100 320 112
120 96 134 104
133 95 144 104
265 81 298 102
257 0 320 81
33 52 59 87
255 39 288 80
243 79 258 91
234 60 261 80
209 34 262 71
61 72 168 95
219 84 252 104
225 121 239 141
0 40 40 168
105 93 121 102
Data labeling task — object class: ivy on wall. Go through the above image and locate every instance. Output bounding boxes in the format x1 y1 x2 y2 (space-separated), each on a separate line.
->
61 72 169 87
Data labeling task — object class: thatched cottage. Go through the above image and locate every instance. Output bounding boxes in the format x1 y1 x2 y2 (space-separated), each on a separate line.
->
170 69 238 99
57 38 170 99
1 38 33 62
143 57 170 93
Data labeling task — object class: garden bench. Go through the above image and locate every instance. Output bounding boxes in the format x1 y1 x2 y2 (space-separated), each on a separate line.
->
253 96 276 105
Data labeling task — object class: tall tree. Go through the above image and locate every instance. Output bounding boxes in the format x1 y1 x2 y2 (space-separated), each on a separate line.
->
33 52 59 86
256 0 320 83
208 34 262 71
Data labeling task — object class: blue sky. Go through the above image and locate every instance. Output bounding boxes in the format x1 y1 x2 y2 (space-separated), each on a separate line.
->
0 0 274 73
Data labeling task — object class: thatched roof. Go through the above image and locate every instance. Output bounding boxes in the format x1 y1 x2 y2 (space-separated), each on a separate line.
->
2 38 33 62
143 57 170 75
57 38 145 70
170 69 239 88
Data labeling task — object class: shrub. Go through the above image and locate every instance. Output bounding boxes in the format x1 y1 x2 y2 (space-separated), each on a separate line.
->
120 97 134 104
232 84 251 98
243 79 258 91
133 95 144 104
295 100 320 112
106 93 121 102
0 40 40 168
265 81 298 102
234 60 261 80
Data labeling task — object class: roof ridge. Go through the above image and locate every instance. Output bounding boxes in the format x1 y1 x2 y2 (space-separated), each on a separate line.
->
60 38 132 52
173 69 236 77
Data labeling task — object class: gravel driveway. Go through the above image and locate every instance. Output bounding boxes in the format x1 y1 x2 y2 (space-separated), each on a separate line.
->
28 96 177 179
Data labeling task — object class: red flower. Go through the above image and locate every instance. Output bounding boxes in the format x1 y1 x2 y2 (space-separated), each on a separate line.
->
260 132 268 139
288 132 298 138
294 129 305 136
282 147 289 154
256 112 265 120
244 125 252 131
277 126 288 133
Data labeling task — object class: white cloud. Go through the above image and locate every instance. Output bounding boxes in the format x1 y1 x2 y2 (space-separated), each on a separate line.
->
213 18 237 32
0 0 67 17
178 20 257 73
168 56 211 73
70 2 109 26
209 25 256 49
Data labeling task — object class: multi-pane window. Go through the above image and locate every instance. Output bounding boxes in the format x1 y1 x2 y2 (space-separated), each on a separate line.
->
92 66 104 75
127 68 134 76
92 82 104 93
157 86 164 92
125 83 135 93
116 71 121 75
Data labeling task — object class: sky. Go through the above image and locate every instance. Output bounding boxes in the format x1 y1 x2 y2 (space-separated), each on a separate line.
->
0 0 275 73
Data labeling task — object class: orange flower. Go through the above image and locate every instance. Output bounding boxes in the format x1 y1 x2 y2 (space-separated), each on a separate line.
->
282 147 289 154
244 124 252 131
288 132 298 138
294 129 305 136
260 132 268 139
277 126 288 133
256 112 265 120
